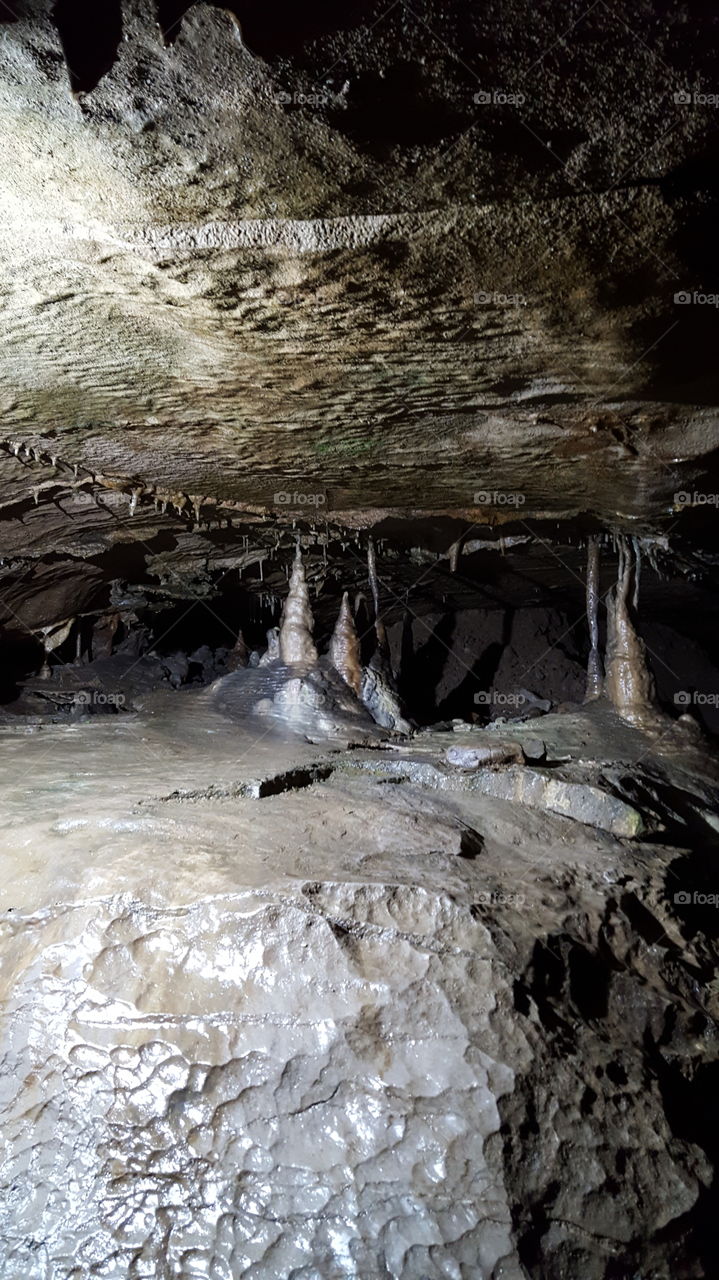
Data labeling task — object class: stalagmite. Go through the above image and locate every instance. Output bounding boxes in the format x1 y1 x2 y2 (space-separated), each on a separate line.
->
329 592 362 696
584 535 603 701
226 628 249 671
604 535 656 724
279 546 318 666
258 627 280 666
362 538 411 733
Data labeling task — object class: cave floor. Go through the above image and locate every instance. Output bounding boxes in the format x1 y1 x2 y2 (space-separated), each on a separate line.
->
0 694 717 1277
0 692 715 918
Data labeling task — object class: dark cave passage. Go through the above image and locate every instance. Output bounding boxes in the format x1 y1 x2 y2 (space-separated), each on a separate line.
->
3 522 719 739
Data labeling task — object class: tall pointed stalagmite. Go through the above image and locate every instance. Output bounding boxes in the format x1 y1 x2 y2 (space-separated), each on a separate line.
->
279 545 318 666
584 535 603 701
604 535 655 723
329 592 362 696
226 627 249 672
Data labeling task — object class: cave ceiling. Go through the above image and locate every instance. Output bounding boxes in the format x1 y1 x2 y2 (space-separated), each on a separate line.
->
0 0 718 631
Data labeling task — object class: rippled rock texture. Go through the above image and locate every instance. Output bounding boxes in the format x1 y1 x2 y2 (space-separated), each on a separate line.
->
1 0 719 547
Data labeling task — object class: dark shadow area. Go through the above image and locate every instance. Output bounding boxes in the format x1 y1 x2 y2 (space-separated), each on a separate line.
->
437 606 514 721
156 0 377 55
52 0 123 94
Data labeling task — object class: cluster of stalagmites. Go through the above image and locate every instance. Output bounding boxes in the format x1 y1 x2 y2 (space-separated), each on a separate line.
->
224 544 410 738
217 531 670 739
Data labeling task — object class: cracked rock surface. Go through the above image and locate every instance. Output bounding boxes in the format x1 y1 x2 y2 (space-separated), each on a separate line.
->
0 698 717 1277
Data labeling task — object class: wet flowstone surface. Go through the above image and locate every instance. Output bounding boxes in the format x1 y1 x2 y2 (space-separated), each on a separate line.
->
0 692 717 1278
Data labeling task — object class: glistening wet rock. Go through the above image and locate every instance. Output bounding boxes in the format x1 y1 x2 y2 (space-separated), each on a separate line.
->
0 707 715 1277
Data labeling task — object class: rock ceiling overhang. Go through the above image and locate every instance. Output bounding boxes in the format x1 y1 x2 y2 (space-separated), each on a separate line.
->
0 0 718 634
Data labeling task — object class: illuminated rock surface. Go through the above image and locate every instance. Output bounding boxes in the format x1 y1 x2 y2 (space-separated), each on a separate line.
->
1 696 717 1277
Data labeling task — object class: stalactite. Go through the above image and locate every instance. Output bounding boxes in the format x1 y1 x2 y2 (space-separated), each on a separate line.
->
584 535 603 702
604 534 656 724
632 537 641 610
279 546 318 666
361 539 410 732
367 536 389 656
329 592 362 696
